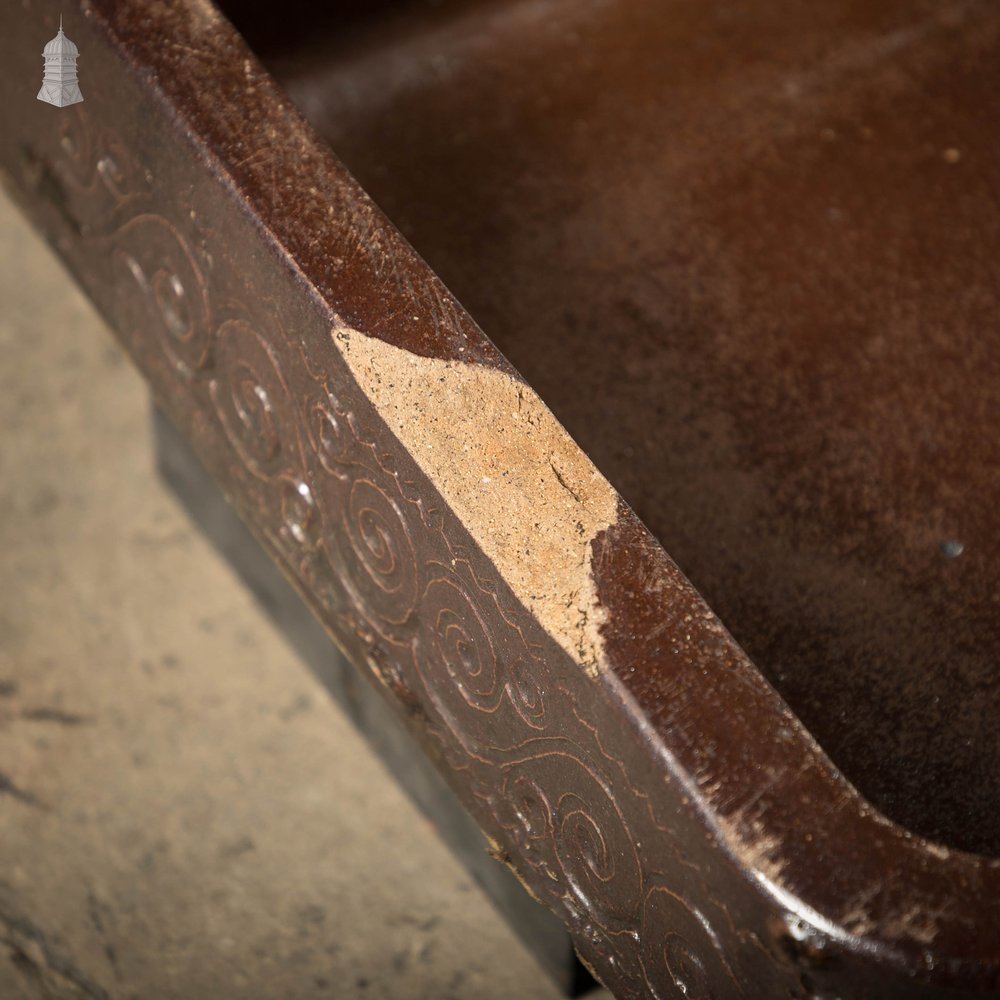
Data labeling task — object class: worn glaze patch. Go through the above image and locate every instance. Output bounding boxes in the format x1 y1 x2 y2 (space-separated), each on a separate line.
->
333 322 618 676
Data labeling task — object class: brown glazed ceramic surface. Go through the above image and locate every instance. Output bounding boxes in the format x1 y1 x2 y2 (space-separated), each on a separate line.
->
2 2 1000 996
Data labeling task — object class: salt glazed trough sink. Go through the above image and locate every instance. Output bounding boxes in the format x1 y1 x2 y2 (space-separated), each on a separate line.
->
3 1 1000 996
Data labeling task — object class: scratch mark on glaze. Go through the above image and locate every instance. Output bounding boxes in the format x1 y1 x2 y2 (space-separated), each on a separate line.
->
332 321 618 676
882 904 942 947
715 807 789 885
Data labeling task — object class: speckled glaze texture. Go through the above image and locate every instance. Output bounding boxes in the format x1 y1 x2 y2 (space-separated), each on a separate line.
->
2 2 1000 996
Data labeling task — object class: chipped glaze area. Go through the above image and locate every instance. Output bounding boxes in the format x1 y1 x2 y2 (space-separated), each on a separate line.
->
333 321 618 678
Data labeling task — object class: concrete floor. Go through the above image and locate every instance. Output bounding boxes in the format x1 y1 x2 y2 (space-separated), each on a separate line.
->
0 189 609 999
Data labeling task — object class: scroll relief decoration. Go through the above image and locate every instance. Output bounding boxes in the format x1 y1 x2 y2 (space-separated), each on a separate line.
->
37 104 802 1000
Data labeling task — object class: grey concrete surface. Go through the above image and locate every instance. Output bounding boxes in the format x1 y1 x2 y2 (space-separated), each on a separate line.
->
0 189 610 999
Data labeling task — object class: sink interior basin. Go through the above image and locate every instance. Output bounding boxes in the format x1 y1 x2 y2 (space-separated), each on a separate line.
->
221 0 1000 856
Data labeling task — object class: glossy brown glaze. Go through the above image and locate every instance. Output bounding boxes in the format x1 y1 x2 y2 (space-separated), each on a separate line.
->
3 1 1000 996
242 0 1000 856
